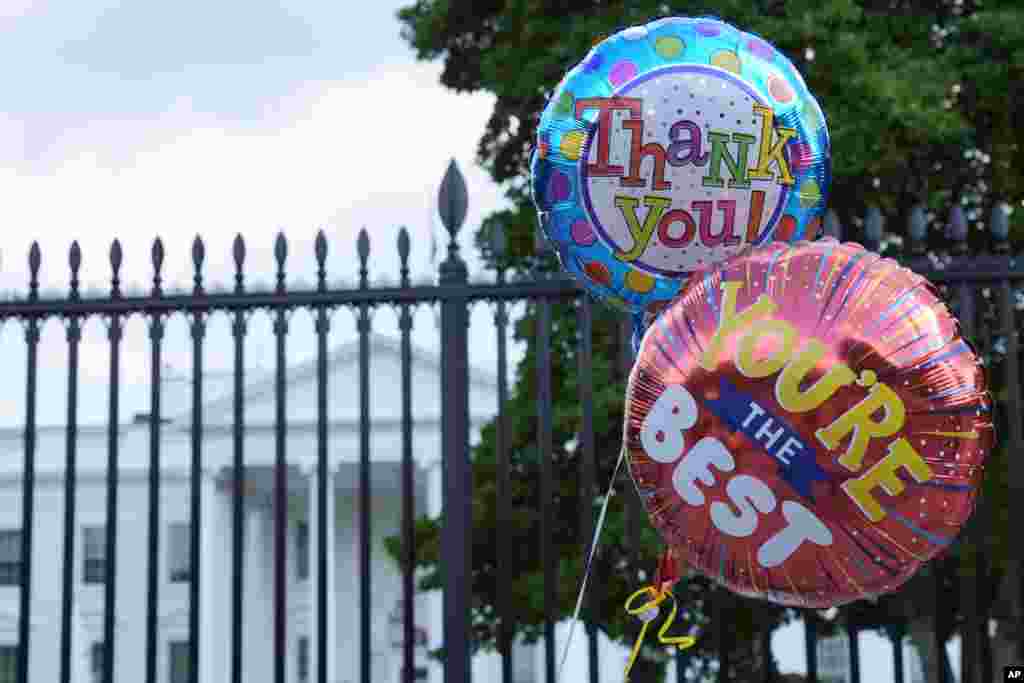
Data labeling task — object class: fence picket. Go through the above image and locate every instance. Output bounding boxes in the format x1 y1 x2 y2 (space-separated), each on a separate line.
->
493 222 514 683
58 245 81 683
101 240 122 683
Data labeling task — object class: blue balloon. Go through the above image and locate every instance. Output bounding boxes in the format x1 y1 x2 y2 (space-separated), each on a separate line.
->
532 16 830 316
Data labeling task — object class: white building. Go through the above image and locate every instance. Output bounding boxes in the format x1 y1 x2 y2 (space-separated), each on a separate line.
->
904 642 927 683
817 629 931 683
0 335 637 683
818 633 850 683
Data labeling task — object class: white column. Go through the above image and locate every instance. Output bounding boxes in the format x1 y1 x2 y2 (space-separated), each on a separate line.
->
72 603 89 683
199 475 217 683
425 457 445 683
243 494 274 683
335 484 357 683
353 477 365 683
259 498 275 683
306 465 337 683
242 501 258 683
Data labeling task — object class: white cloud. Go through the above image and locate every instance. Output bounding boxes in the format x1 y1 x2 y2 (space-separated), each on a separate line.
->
0 62 523 426
0 0 47 21
54 0 316 75
0 62 507 294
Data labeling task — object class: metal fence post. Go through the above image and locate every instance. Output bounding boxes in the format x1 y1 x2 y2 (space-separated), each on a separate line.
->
992 202 1024 662
356 229 373 683
863 206 884 253
886 622 905 683
534 226 557 683
438 159 472 683
492 222 514 683
846 623 860 683
17 244 40 683
949 206 983 683
804 612 818 683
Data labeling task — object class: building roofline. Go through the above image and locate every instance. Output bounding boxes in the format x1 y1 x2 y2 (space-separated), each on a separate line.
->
0 415 491 439
169 333 498 421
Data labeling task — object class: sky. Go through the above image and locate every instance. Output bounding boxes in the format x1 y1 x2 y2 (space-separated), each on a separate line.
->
0 0 521 427
0 2 960 679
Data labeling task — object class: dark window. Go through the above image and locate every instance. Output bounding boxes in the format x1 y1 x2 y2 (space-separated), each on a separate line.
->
168 524 191 583
90 642 103 683
83 527 106 584
169 641 189 683
0 530 21 586
0 645 17 683
297 636 309 681
296 522 309 581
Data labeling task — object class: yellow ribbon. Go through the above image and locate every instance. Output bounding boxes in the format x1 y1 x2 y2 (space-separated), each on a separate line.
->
623 586 697 680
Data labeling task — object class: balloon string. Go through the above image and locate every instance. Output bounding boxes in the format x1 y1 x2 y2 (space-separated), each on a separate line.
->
623 587 697 680
555 445 627 683
656 595 697 651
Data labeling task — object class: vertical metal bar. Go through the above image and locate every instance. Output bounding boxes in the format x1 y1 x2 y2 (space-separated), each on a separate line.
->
312 233 331 683
676 648 688 683
394 225 414 683
955 279 982 683
274 306 288 683
538 296 556 683
981 611 993 683
577 297 599 683
438 193 470 683
936 571 949 683
268 233 289 683
358 299 372 683
189 314 205 683
102 241 125 683
231 309 246 683
620 314 647 678
495 286 512 683
618 318 642 552
979 281 995 680
145 313 164 683
145 240 165 683
890 625 905 683
847 624 860 683
398 230 414 683
316 303 329 683
804 613 818 683
439 268 471 683
716 591 729 683
59 315 81 683
400 296 415 683
103 310 122 683
998 256 1024 662
17 315 39 683
618 315 633 370
761 624 773 683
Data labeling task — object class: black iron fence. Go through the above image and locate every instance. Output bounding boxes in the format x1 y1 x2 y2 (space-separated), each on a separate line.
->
0 171 1021 683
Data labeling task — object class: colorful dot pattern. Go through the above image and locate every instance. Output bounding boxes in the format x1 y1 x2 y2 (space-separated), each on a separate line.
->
533 16 831 316
710 49 741 73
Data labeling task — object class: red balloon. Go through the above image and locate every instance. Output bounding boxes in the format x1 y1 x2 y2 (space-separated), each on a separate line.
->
624 239 993 607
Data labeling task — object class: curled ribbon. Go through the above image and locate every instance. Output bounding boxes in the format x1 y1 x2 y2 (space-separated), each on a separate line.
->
623 586 697 680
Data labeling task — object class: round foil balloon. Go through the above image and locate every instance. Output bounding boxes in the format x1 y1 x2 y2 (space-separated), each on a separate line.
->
624 239 992 607
532 16 830 316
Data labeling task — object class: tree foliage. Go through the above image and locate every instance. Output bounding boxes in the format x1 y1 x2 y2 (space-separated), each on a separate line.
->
388 1 1023 679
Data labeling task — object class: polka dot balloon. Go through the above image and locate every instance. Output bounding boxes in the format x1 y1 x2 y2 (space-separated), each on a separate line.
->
532 16 831 316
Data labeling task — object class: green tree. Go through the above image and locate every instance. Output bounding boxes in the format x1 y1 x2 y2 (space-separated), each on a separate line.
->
388 1 1024 680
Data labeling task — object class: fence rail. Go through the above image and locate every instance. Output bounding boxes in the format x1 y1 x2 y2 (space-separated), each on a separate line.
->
0 170 1022 683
